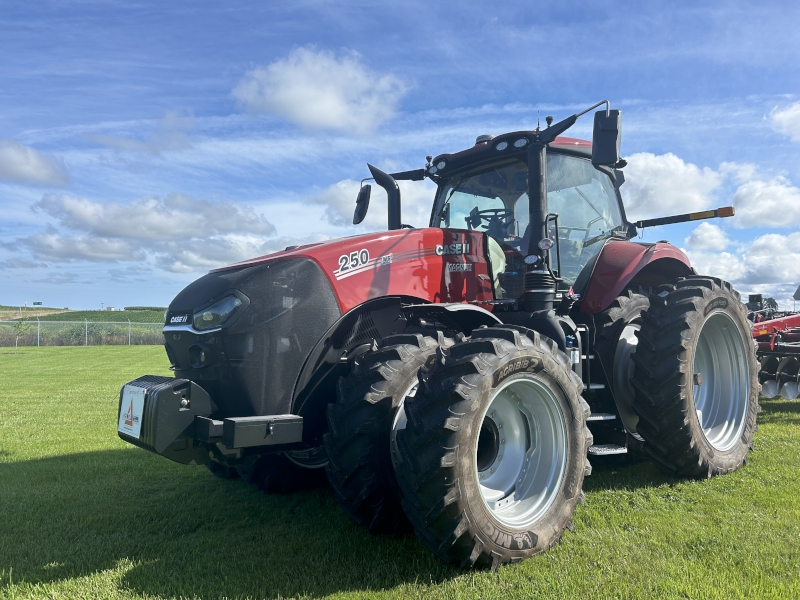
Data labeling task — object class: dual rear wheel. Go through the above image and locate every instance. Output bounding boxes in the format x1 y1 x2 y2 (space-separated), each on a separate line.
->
326 325 591 568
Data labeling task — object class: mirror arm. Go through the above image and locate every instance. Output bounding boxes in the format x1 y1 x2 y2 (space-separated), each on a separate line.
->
389 168 426 181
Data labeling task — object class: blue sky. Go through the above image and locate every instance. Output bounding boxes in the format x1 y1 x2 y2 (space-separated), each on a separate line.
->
1 1 799 309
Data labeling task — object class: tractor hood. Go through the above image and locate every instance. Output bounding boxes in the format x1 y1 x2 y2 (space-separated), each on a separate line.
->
162 227 495 421
209 227 495 313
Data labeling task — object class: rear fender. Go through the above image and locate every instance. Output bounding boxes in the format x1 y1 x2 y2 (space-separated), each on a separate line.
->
580 240 693 314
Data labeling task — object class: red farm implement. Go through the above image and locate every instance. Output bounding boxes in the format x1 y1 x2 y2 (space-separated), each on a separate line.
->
749 293 800 400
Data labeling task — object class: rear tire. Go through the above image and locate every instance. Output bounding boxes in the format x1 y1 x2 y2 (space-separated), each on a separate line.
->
594 286 650 457
324 333 447 535
395 326 591 569
630 276 759 478
594 285 650 437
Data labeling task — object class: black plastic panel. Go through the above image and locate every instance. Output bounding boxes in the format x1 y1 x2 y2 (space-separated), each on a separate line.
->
167 258 341 419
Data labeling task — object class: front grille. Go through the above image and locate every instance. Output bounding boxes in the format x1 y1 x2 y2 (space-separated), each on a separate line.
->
167 258 341 418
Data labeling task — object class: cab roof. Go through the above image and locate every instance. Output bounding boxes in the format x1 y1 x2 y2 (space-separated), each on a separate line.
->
431 133 592 179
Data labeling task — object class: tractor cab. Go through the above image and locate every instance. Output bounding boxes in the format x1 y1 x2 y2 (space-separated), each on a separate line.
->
358 101 629 310
429 141 629 297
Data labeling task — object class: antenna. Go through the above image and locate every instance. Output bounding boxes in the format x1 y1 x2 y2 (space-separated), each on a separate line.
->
537 111 540 131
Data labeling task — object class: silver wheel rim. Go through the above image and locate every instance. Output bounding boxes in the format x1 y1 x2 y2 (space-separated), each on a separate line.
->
475 377 568 528
390 381 417 470
693 311 749 451
613 321 641 433
285 445 328 469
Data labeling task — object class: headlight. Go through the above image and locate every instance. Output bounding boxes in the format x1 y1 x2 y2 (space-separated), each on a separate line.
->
193 295 243 331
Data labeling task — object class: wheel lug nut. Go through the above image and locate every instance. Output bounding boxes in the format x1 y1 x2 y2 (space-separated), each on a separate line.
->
693 373 703 385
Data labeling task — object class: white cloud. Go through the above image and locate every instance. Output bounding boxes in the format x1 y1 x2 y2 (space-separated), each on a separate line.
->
684 222 730 251
11 193 283 272
313 177 436 230
0 140 70 187
17 229 142 263
770 102 800 142
232 47 408 135
621 152 721 221
684 231 800 308
728 175 800 228
34 192 275 240
87 110 195 154
681 249 747 284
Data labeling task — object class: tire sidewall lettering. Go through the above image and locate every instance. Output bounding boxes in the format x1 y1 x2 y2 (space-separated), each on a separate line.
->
492 357 543 386
703 296 729 317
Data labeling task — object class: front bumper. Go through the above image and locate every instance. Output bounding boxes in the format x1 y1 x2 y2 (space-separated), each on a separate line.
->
117 376 304 466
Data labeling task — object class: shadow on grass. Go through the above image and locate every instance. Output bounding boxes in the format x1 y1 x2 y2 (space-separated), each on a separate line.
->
584 394 798 492
4 398 791 598
0 449 457 599
760 396 800 425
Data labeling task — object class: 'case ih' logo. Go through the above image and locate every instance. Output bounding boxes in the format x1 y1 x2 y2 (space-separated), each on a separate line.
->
170 315 188 324
436 243 470 256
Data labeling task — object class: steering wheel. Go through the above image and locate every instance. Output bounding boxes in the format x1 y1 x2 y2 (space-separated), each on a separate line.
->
465 208 514 230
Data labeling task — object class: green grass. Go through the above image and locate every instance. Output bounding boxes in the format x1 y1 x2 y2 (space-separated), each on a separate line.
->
5 310 165 323
1 347 799 599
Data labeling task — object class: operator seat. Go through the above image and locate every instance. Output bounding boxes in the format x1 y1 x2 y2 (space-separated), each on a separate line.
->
486 236 507 299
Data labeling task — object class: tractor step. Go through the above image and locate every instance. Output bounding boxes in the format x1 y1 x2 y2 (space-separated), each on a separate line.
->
588 444 628 456
587 413 616 421
583 383 606 390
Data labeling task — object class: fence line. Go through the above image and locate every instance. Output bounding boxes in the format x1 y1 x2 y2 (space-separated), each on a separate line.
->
0 321 163 347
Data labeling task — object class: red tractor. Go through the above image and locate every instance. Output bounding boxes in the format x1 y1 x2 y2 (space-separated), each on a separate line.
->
117 101 759 569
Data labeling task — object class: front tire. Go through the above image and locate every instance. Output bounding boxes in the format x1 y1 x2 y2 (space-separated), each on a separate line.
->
630 276 759 478
324 333 446 534
395 326 591 569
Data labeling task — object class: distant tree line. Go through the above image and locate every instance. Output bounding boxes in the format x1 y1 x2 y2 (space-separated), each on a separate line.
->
123 306 167 311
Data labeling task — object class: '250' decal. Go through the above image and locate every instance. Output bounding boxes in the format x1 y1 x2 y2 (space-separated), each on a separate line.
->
338 249 370 273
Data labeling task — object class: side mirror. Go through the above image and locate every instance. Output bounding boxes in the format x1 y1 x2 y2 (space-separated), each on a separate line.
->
592 109 621 166
353 184 371 225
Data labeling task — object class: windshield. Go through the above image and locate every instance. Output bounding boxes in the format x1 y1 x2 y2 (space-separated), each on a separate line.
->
433 152 625 286
434 158 531 248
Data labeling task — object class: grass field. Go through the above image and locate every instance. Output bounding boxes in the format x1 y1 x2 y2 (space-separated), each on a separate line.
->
3 310 165 323
1 347 799 599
